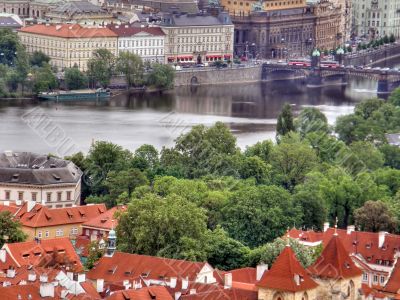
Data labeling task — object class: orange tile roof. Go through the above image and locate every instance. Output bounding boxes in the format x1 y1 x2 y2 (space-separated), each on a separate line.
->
82 206 126 231
308 234 362 279
362 284 387 299
257 246 318 292
0 203 20 215
288 227 400 265
19 24 118 38
106 286 173 300
15 203 107 228
3 237 83 271
180 287 258 300
384 259 400 294
87 252 207 283
230 267 257 284
0 284 41 299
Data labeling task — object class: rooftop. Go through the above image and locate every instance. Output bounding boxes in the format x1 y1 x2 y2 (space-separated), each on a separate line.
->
82 205 126 231
50 0 110 15
18 24 118 38
108 25 165 37
161 11 232 27
0 151 82 185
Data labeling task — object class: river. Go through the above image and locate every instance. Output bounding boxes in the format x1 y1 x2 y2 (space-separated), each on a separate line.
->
0 78 380 155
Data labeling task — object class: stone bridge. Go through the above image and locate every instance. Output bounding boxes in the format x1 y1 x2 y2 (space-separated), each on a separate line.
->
261 64 400 94
343 43 400 67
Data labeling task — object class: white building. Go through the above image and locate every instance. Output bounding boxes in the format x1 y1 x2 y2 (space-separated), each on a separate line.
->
109 25 166 63
0 151 82 208
160 11 234 64
352 0 400 38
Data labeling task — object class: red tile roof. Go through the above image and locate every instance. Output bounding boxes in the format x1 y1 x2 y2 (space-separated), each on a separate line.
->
180 286 258 300
108 25 165 37
106 286 173 300
82 206 126 231
362 284 387 299
288 227 400 266
383 259 400 294
15 203 107 228
87 252 208 283
3 237 83 271
0 203 20 215
257 246 318 292
0 284 41 299
308 234 362 279
19 24 118 38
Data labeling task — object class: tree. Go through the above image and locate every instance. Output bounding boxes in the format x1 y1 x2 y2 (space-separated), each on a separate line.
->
335 114 384 144
131 144 160 179
276 103 295 139
104 168 148 202
354 98 384 120
0 29 22 66
117 194 208 261
372 168 400 196
348 141 384 171
295 107 329 137
222 185 302 247
64 67 88 90
248 237 317 268
0 211 27 246
205 226 250 270
240 156 271 184
389 87 400 107
30 51 50 67
380 144 400 169
354 200 397 232
244 140 273 163
146 63 175 89
87 49 115 88
270 133 318 190
85 240 105 270
116 52 144 87
389 33 396 43
32 64 58 93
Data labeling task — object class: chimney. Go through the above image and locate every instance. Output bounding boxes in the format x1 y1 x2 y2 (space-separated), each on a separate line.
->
4 201 9 206
189 289 196 295
379 231 387 248
61 289 69 299
224 273 232 289
19 280 27 285
28 272 37 282
15 200 22 206
40 283 55 298
123 279 131 289
67 272 73 280
77 273 85 283
27 200 35 213
39 274 48 283
96 278 104 293
0 249 6 263
323 222 330 232
170 277 177 288
175 292 181 300
347 225 355 234
256 263 268 281
56 24 62 30
182 277 188 289
7 268 16 278
294 274 300 286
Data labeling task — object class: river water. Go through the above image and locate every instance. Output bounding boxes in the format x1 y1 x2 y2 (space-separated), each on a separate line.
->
0 78 379 155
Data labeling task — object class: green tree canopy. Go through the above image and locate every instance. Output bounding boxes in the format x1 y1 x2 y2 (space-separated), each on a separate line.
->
295 107 329 137
32 64 58 93
354 200 397 232
116 52 144 87
64 67 88 90
222 185 302 247
276 103 295 139
146 63 175 89
116 194 208 261
87 49 115 88
0 211 27 247
30 51 50 67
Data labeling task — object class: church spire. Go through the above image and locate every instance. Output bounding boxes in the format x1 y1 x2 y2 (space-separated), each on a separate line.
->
106 220 116 257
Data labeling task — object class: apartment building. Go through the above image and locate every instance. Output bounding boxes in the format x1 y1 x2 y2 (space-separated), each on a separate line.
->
0 151 82 208
18 24 118 71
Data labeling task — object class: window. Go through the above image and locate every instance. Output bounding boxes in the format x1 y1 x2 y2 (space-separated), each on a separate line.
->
70 227 78 235
55 229 63 237
45 231 49 238
46 192 52 202
373 275 378 283
57 192 62 202
362 273 368 281
37 231 42 238
5 191 10 200
18 191 23 201
380 276 385 285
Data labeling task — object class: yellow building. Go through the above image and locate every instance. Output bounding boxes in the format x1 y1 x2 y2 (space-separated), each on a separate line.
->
221 0 306 16
14 201 107 240
18 24 118 71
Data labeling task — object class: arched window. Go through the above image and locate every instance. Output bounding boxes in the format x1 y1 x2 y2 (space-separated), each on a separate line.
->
348 280 355 300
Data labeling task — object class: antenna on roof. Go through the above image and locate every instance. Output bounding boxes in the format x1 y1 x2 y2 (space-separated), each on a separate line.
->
334 217 338 236
286 227 290 247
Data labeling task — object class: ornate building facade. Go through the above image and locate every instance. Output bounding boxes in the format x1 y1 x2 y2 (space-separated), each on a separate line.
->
352 0 400 38
233 8 316 59
311 0 342 51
